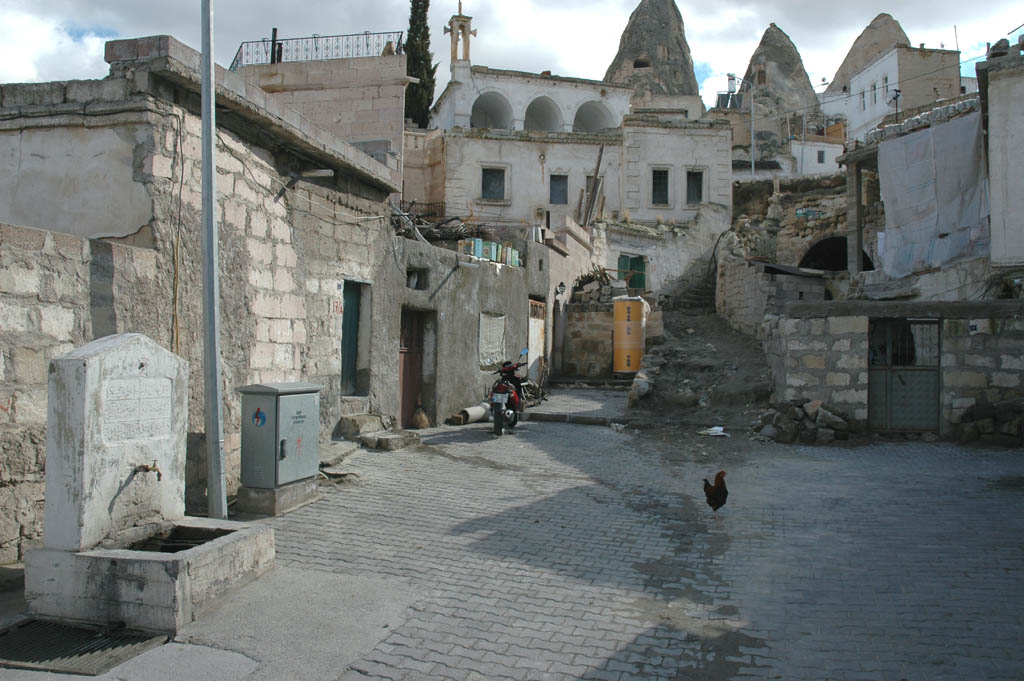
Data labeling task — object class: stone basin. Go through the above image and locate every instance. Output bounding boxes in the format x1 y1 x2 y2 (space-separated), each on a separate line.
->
26 518 274 634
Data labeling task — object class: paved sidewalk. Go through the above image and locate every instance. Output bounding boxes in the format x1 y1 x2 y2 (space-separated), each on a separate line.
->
281 426 1024 681
528 388 630 423
4 418 1024 681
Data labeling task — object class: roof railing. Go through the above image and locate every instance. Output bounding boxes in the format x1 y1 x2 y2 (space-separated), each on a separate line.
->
230 31 404 71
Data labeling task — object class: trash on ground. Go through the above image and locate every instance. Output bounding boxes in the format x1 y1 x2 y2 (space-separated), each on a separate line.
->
697 426 730 437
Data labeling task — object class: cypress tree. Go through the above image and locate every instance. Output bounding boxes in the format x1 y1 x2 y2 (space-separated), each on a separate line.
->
404 0 437 129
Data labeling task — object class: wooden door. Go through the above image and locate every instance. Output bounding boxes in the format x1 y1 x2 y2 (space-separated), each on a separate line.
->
341 282 361 394
528 300 546 381
399 309 425 428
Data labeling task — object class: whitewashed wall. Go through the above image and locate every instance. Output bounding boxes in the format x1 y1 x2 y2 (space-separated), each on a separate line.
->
988 55 1024 266
432 63 633 133
791 141 844 175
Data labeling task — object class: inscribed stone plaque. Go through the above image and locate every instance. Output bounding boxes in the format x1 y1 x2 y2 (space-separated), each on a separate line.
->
103 377 173 443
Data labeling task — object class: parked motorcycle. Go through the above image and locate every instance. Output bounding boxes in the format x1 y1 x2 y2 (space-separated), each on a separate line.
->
490 349 528 436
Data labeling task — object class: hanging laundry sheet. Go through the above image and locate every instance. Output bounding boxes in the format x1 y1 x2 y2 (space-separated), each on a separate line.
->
877 111 989 278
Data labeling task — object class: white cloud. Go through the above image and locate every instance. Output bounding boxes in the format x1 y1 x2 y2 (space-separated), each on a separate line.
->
0 9 110 83
1 0 1019 109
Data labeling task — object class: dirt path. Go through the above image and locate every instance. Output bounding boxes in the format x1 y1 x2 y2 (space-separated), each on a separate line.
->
629 309 774 455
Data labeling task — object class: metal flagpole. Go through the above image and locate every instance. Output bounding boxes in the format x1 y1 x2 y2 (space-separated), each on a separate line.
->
201 0 228 519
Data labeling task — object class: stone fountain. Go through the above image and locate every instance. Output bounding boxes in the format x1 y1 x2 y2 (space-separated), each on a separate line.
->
25 334 274 633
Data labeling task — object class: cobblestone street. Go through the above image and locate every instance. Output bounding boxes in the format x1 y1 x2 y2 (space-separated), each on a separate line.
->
272 421 1024 681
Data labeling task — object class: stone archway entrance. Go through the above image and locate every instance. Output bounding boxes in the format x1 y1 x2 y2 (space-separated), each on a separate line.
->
799 236 874 271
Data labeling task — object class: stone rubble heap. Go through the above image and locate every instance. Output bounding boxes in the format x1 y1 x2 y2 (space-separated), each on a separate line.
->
757 399 852 444
956 398 1024 445
573 278 629 304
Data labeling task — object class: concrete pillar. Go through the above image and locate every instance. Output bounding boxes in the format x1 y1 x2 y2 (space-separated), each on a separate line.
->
846 161 863 274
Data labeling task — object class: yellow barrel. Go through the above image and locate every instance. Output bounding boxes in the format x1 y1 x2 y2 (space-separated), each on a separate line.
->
614 299 644 325
613 299 645 373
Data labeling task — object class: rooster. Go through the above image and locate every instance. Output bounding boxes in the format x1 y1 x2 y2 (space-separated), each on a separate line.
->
703 471 728 513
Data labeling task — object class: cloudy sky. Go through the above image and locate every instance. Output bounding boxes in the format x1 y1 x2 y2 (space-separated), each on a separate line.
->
2 0 1021 108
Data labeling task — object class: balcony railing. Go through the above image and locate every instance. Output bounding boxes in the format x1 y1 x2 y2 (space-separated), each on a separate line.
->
230 31 404 71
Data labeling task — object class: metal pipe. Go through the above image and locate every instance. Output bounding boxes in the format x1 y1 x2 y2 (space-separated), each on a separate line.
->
202 0 228 520
750 83 755 178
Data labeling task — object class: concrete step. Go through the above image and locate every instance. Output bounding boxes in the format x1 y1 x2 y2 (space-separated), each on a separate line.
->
359 430 421 451
337 413 387 439
319 440 360 468
338 396 370 416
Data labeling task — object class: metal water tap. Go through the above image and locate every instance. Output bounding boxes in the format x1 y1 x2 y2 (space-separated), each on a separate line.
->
136 460 162 482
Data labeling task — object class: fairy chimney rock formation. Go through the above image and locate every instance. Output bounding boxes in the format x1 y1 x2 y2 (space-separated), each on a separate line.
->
604 0 700 98
826 13 909 94
743 23 822 118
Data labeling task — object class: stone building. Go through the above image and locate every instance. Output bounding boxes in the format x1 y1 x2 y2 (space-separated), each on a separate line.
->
820 42 961 142
706 23 845 180
0 35 542 561
403 3 732 301
231 34 412 190
715 37 1024 442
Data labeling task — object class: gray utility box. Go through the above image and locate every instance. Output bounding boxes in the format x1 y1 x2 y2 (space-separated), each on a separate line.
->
239 383 323 489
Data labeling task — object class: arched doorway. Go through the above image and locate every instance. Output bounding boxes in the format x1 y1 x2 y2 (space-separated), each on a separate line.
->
470 92 514 130
573 101 616 133
524 96 563 132
799 236 874 271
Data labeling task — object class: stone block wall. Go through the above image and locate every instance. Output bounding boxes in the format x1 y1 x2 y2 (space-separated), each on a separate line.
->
764 314 870 423
717 257 826 339
716 254 769 336
562 302 662 378
564 304 614 377
0 36 395 556
402 129 447 206
766 274 827 313
764 303 1024 439
239 55 410 188
941 318 1024 435
0 224 163 562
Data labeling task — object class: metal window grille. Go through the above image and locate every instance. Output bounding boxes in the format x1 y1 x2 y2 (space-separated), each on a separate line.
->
651 169 669 205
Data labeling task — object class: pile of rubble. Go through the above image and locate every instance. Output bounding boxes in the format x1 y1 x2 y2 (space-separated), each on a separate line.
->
573 278 629 304
757 400 852 444
957 398 1024 445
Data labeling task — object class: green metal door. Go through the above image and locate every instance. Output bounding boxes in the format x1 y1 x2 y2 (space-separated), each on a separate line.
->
341 282 361 395
617 254 646 291
868 319 940 432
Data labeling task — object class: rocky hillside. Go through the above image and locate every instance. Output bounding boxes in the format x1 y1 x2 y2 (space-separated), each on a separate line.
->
826 13 909 94
604 0 699 97
743 23 821 118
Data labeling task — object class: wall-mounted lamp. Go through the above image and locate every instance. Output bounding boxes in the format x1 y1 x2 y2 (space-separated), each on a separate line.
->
539 153 546 163
555 281 566 296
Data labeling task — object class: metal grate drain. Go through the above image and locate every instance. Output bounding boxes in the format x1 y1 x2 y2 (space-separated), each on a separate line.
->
0 619 167 676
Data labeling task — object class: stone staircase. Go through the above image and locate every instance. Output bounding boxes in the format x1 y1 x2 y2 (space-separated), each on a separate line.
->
335 397 421 452
673 278 716 311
